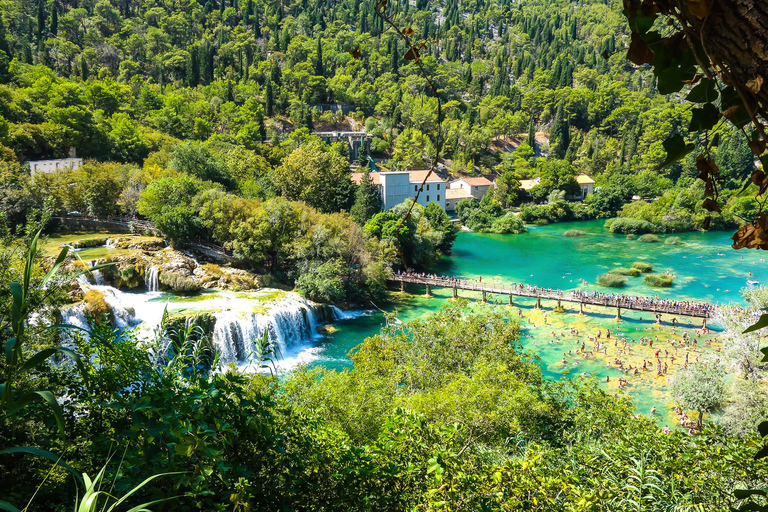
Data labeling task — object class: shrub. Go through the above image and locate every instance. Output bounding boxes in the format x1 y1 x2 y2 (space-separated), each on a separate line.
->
625 234 637 240
644 273 674 287
597 273 626 287
632 261 653 273
665 236 682 245
638 234 660 243
489 213 527 234
562 229 586 237
82 290 113 322
533 219 549 226
71 237 108 249
609 267 641 277
609 217 654 234
159 272 202 294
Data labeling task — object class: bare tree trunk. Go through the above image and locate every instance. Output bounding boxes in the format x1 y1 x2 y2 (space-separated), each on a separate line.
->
663 0 768 116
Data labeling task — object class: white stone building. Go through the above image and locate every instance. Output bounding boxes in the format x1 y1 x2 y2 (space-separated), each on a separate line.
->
27 158 83 174
351 170 447 210
449 176 494 200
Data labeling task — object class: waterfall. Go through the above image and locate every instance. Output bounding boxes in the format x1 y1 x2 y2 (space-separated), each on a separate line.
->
87 260 105 286
211 297 324 367
145 266 160 292
105 238 118 248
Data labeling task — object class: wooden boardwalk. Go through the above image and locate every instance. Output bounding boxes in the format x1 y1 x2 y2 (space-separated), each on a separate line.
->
387 275 712 323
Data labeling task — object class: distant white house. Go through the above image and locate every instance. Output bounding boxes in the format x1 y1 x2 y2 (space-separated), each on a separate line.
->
445 188 473 212
27 158 83 174
518 174 595 201
351 170 447 210
570 174 596 200
449 176 494 200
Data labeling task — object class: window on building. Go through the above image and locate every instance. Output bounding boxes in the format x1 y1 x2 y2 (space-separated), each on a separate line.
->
415 185 418 192
475 186 478 190
427 195 430 202
427 184 430 191
437 194 440 201
437 184 440 190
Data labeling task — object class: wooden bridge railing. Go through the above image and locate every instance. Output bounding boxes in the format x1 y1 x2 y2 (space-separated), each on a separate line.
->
387 274 712 322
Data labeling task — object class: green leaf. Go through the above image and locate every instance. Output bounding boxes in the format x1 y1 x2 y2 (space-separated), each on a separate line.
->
657 135 694 170
735 489 767 499
108 472 182 511
4 337 16 364
0 447 83 486
41 245 70 289
689 103 720 131
19 347 86 381
9 281 22 336
7 390 66 436
0 501 21 512
686 79 718 103
24 229 41 295
743 313 768 333
656 66 688 94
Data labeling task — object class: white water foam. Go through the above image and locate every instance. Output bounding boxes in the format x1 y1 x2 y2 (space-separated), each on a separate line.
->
62 284 342 372
145 266 160 292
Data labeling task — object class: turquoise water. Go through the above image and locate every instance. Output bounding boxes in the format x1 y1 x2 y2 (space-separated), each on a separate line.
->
307 220 763 425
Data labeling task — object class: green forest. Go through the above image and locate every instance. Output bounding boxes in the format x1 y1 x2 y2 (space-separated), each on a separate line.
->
2 0 768 509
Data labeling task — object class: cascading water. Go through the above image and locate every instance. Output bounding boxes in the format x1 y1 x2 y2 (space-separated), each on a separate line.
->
145 266 160 292
88 260 105 286
63 277 356 371
211 297 325 367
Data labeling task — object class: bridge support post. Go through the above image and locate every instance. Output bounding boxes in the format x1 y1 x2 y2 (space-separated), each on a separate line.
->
482 291 487 302
400 281 404 292
425 284 431 296
702 318 707 329
557 299 561 309
536 297 541 309
579 302 584 315
453 286 458 299
616 307 621 320
509 294 513 306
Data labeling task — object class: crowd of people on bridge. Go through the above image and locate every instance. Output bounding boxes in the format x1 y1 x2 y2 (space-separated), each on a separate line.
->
394 270 716 315
569 290 714 315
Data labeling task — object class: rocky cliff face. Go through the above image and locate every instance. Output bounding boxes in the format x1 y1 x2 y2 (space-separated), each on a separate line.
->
67 236 269 294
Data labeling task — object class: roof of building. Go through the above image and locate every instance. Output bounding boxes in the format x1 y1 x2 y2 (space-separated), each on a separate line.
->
576 174 596 185
350 172 380 185
455 176 493 187
350 170 446 186
519 178 540 191
407 170 446 184
445 188 474 200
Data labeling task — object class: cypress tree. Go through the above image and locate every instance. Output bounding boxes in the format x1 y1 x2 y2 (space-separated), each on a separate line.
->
226 79 234 102
220 0 225 15
257 109 266 141
314 36 323 76
0 17 10 58
253 4 261 36
265 80 274 116
80 55 89 80
527 118 536 148
303 106 313 131
244 0 253 25
187 46 200 86
50 4 58 37
350 166 382 225
390 37 398 74
37 0 46 42
551 102 570 158
270 60 281 86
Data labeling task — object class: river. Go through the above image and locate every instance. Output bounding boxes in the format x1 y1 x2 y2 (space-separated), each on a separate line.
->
310 220 761 425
